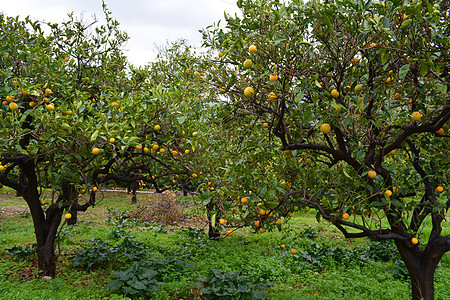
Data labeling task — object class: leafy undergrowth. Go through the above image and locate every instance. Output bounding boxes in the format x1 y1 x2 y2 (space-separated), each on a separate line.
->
0 192 449 299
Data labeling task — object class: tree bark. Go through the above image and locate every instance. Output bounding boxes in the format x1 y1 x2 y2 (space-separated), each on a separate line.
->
20 159 60 277
395 238 446 300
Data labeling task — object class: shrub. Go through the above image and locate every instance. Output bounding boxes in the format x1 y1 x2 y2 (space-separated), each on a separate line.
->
71 238 114 271
195 269 273 300
6 244 37 260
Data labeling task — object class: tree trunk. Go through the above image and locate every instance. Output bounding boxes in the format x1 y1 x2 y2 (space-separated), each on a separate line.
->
131 181 137 203
20 160 61 277
394 240 444 300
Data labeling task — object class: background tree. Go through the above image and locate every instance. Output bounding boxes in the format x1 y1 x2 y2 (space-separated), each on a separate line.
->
197 0 449 299
0 7 206 277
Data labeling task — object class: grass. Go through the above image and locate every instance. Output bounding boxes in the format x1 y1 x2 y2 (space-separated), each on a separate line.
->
0 189 449 300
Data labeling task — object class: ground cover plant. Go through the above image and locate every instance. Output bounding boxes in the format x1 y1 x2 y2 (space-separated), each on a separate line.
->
0 189 449 299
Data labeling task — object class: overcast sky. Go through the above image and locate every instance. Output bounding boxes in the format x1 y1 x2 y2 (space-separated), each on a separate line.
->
0 0 241 66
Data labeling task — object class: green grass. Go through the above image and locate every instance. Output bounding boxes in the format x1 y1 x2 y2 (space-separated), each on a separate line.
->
0 191 449 300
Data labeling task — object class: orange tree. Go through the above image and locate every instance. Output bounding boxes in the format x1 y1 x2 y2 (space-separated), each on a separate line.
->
0 9 204 277
197 0 449 298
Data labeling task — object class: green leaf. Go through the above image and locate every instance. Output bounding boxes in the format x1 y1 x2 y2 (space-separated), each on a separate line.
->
273 36 286 45
90 130 99 142
398 64 410 81
400 19 412 29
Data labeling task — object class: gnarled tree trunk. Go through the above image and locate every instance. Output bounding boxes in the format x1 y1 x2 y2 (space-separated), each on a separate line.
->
395 235 448 300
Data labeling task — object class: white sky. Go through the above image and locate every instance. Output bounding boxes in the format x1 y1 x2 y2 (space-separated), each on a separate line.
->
0 0 241 66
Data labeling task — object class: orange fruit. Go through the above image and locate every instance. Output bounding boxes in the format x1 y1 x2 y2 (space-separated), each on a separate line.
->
411 237 418 244
241 197 248 204
342 213 350 220
269 73 278 81
248 44 257 53
226 230 233 236
45 88 52 95
40 200 46 205
255 220 260 227
436 186 444 193
331 89 339 98
259 228 265 233
281 244 285 249
6 95 13 102
436 128 444 135
136 145 143 150
109 138 115 143
64 213 72 220
368 170 377 179
219 218 226 225
275 220 281 225
320 123 331 134
369 42 377 47
385 190 393 196
9 102 18 111
244 86 255 98
92 147 100 155
290 248 297 254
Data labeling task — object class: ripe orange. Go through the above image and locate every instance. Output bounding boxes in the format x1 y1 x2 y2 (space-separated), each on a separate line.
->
342 213 350 220
259 228 265 233
6 95 13 102
45 88 52 95
241 197 248 204
351 57 360 65
136 145 143 150
263 123 269 128
411 111 422 121
255 220 260 227
320 123 331 134
269 73 278 81
290 248 297 254
93 187 98 192
293 206 299 211
436 128 444 135
40 200 46 205
9 102 18 111
109 138 115 143
331 89 339 98
92 147 100 155
248 44 257 53
268 92 277 102
281 244 285 249
389 150 397 156
275 220 281 225
2 101 7 106
219 218 226 225
259 209 266 215
226 230 233 236
369 42 377 47
171 150 178 156
65 213 72 220
152 144 159 150
154 125 161 131
159 148 165 153
385 190 393 197
368 170 377 179
436 186 444 193
411 237 418 244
